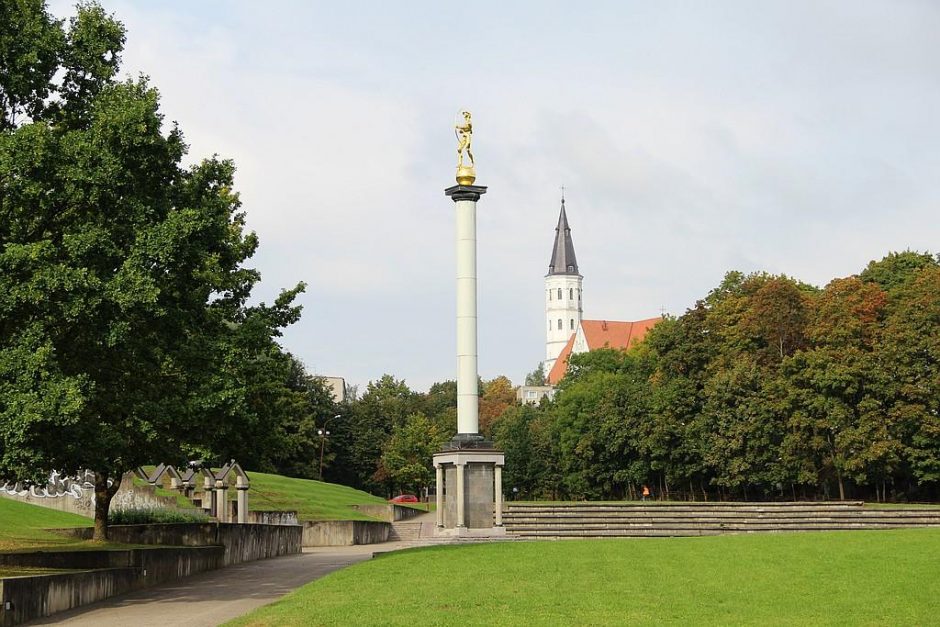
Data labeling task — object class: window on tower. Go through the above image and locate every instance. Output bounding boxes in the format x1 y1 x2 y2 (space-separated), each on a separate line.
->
557 319 562 330
557 288 562 300
570 319 574 330
569 288 573 300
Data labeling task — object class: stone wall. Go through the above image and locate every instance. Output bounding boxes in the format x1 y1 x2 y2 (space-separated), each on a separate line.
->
301 520 391 546
349 503 425 522
0 474 190 519
53 522 301 566
0 546 224 627
247 510 299 525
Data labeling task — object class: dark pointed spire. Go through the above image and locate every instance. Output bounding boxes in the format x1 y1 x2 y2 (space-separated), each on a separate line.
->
547 197 579 275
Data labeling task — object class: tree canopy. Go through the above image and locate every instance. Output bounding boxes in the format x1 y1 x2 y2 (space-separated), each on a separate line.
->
0 0 317 538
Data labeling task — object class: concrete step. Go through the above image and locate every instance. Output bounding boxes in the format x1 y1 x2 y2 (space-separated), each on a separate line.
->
506 521 940 534
502 502 940 538
503 513 940 524
388 521 422 541
504 504 870 514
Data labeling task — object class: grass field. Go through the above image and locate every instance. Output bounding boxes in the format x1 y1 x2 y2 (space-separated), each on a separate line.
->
229 529 940 626
246 471 387 521
0 497 95 552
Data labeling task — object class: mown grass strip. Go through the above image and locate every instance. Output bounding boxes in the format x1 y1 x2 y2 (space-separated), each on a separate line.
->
229 528 940 626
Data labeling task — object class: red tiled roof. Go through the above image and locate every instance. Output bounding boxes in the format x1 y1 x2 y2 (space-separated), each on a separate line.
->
547 333 576 385
581 317 661 352
547 317 661 385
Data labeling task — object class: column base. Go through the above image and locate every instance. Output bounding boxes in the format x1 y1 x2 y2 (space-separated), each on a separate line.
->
435 525 508 538
433 447 504 531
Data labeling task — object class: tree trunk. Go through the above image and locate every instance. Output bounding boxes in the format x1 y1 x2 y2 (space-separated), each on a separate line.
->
93 472 120 541
836 472 845 501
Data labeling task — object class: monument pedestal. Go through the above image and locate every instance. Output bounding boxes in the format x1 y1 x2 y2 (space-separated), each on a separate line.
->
433 440 505 537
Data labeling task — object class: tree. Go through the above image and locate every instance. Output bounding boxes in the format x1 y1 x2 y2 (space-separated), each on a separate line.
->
860 251 938 293
0 0 63 129
379 413 447 495
329 375 421 493
524 362 545 386
876 266 940 492
479 375 515 435
0 2 302 539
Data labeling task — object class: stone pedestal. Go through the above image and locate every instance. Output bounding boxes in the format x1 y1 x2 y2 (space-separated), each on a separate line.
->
433 447 505 537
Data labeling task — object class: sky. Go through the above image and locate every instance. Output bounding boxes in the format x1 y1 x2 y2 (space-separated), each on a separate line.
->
50 1 940 392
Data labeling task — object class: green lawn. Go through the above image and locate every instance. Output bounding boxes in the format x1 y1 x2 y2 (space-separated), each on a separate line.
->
0 497 95 552
247 471 387 522
229 529 940 626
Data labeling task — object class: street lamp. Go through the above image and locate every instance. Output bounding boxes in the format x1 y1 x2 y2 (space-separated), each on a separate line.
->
317 428 330 481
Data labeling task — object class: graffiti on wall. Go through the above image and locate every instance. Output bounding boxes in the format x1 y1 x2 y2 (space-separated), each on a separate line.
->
1 469 112 499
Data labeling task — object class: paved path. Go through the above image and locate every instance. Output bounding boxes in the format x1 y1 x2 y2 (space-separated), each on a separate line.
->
29 544 418 627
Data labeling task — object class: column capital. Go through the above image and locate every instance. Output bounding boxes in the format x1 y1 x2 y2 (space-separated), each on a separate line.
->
445 184 487 202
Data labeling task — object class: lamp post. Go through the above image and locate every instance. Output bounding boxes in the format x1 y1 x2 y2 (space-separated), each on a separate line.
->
317 428 330 481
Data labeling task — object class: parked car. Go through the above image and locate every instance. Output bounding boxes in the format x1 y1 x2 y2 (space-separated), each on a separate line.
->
389 494 419 504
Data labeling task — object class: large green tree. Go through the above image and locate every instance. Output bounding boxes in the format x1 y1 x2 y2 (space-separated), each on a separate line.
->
0 1 302 538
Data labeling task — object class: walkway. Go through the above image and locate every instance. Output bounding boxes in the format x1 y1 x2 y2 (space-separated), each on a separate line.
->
29 543 418 627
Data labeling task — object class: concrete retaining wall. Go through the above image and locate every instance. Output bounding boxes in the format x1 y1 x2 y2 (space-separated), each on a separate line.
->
1 569 136 627
350 503 425 522
53 522 302 566
247 510 299 525
0 474 188 520
0 546 224 627
302 520 391 546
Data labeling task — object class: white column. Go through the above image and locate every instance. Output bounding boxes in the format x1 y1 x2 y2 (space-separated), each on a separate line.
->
494 465 503 527
435 464 444 528
215 481 227 523
456 462 466 527
236 475 248 524
455 198 479 435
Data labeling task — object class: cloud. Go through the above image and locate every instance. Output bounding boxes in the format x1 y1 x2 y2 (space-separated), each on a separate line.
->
45 0 940 390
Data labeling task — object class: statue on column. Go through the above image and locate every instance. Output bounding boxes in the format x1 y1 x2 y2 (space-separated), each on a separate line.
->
455 110 476 185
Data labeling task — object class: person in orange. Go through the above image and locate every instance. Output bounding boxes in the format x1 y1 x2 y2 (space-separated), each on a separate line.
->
641 485 650 502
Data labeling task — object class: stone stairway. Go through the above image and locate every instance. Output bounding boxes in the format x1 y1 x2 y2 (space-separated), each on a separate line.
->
388 520 424 541
503 502 940 538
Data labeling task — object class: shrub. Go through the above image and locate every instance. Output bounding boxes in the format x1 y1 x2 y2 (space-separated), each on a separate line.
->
109 508 209 525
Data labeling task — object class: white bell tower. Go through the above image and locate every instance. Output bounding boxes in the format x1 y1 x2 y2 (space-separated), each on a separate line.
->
544 196 582 375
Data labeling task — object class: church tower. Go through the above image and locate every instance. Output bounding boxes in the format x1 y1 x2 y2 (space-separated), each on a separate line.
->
544 196 583 376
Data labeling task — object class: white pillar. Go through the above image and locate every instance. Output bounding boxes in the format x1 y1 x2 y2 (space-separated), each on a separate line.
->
494 465 503 527
215 480 227 523
456 462 466 527
435 464 444 528
455 197 478 435
236 475 248 524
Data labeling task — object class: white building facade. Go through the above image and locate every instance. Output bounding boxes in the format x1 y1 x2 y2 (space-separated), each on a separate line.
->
543 198 583 375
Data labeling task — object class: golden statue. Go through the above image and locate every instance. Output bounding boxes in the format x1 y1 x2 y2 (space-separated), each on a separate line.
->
455 110 476 185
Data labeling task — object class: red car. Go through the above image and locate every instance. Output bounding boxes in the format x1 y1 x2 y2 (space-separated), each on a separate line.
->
389 494 419 504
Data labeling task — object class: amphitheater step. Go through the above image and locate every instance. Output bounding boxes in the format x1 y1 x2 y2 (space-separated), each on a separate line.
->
502 502 940 538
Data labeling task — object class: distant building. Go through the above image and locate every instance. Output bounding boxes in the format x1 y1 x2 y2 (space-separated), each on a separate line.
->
516 385 556 405
320 376 347 403
540 197 661 386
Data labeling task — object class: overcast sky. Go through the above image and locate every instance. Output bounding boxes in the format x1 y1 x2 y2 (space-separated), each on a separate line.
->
51 1 940 392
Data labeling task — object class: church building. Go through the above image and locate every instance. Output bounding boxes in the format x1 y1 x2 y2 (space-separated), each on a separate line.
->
542 198 661 386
